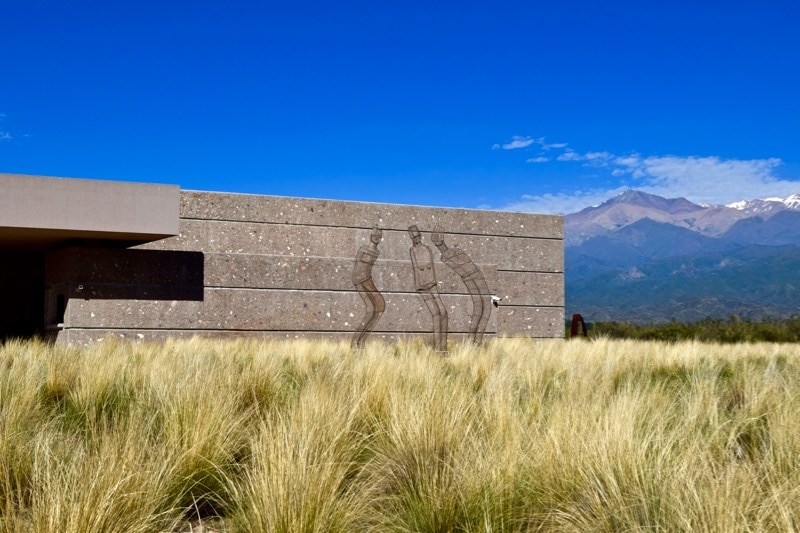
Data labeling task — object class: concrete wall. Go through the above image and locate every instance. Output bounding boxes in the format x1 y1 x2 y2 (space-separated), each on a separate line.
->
47 190 564 345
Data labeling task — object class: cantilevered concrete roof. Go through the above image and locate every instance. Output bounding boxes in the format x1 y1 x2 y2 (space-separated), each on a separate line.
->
0 174 179 251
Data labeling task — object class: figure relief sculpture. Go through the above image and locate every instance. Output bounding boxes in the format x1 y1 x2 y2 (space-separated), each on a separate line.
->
408 225 448 352
432 225 491 344
351 227 385 348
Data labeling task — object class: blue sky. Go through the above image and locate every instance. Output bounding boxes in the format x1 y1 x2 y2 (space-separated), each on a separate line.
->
2 1 799 214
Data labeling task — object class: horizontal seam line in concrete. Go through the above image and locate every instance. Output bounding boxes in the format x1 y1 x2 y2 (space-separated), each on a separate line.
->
101 261 562 274
65 282 510 300
208 288 496 295
198 287 546 297
177 217 564 240
63 327 501 334
201 251 502 262
57 285 560 298
59 281 560 300
62 284 497 293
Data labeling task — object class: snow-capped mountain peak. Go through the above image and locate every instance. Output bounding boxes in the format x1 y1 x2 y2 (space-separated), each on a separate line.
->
565 189 800 324
566 190 800 247
783 194 800 209
726 200 750 210
725 194 800 214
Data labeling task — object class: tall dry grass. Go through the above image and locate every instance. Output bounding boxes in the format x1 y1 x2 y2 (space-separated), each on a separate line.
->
1 335 799 531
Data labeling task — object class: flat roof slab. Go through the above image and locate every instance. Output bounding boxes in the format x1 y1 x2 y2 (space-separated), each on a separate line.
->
0 174 179 250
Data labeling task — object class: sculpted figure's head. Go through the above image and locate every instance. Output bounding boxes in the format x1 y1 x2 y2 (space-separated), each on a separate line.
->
407 225 422 245
370 227 383 244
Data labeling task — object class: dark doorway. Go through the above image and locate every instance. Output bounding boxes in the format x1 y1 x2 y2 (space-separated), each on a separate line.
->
0 251 45 341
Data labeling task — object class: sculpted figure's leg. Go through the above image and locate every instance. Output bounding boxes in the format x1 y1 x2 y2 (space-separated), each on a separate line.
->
352 284 372 348
352 278 384 348
436 295 448 350
362 278 385 336
422 290 448 352
465 277 491 343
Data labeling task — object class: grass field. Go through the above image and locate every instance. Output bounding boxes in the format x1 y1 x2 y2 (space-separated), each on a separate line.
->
1 336 799 532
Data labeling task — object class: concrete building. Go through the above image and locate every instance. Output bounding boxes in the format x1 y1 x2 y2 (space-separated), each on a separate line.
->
0 173 564 345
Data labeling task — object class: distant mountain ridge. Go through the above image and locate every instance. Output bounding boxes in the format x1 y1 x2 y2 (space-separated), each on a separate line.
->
566 190 800 246
565 190 800 323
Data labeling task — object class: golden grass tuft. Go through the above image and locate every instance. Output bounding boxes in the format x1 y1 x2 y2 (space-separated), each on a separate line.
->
1 336 800 531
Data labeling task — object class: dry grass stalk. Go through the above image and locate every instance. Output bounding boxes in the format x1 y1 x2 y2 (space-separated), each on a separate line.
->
1 336 799 531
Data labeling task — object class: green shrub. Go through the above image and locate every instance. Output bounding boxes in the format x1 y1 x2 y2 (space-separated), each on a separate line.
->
571 316 800 343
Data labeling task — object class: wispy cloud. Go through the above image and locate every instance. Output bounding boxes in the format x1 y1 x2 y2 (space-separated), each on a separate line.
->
556 150 580 162
556 150 613 163
0 113 10 142
492 135 535 150
493 136 569 165
497 138 800 214
537 139 567 151
614 154 785 201
504 189 632 216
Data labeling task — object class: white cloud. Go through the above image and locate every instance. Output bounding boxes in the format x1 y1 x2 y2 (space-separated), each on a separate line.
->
533 138 568 150
556 150 581 162
504 188 631 215
493 135 535 150
584 151 613 161
526 156 549 163
0 113 12 142
499 140 800 214
555 150 612 164
493 136 569 151
611 154 790 205
543 142 567 150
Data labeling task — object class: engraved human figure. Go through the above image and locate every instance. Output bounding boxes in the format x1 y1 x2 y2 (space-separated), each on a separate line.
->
432 225 491 344
408 225 448 352
351 227 385 348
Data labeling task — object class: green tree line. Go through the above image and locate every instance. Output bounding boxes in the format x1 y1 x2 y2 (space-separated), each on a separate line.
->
570 316 800 343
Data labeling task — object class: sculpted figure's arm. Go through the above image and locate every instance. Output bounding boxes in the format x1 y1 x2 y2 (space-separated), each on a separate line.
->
432 226 447 250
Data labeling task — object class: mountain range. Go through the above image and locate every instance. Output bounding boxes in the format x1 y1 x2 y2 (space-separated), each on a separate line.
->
565 190 800 323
